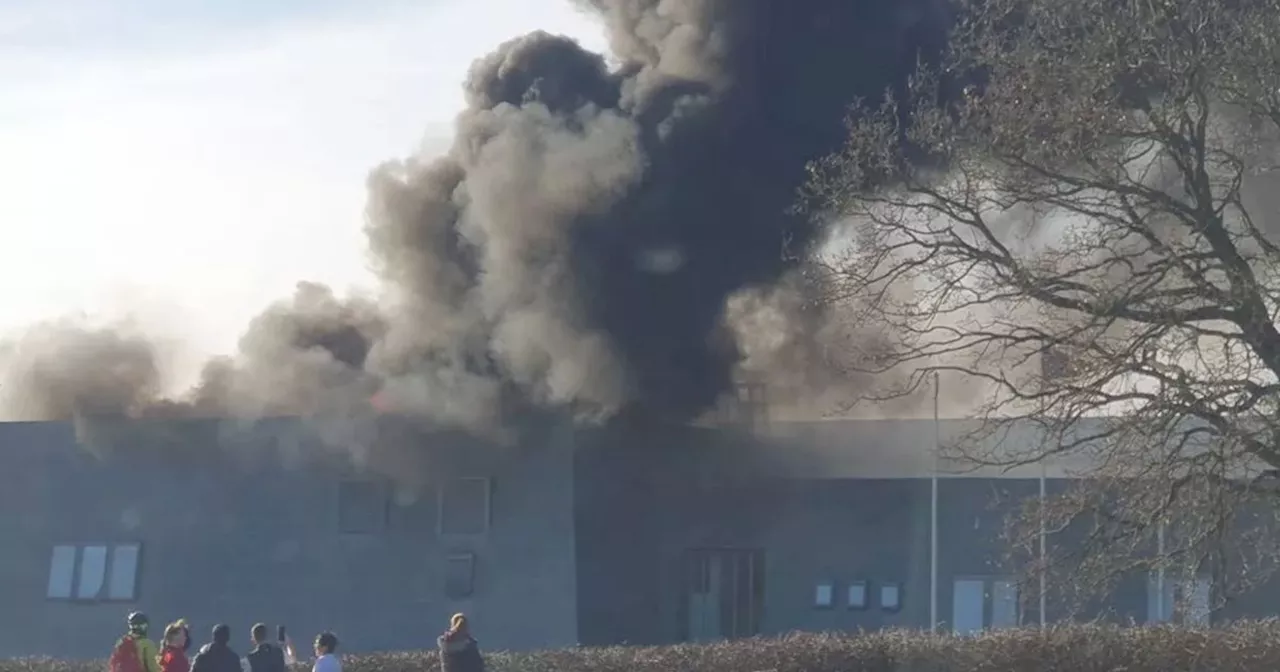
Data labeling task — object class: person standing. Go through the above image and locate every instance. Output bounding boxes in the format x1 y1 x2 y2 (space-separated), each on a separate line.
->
110 612 162 672
245 624 286 672
437 614 484 672
311 633 340 672
192 624 241 672
159 621 192 672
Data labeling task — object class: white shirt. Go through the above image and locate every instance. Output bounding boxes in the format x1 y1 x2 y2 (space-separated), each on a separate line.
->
313 654 341 672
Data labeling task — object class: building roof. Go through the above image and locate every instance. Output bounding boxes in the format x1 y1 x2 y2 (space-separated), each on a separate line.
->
0 413 1255 482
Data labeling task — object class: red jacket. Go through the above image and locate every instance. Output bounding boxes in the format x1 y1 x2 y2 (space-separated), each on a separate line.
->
160 645 190 672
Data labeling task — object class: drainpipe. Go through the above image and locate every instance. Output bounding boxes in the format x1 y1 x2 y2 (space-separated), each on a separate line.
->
930 371 940 632
1156 521 1166 622
1039 459 1047 628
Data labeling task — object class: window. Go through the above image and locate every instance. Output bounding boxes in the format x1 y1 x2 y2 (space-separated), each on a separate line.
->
47 544 142 602
1147 572 1174 623
78 546 107 599
814 580 835 608
847 580 868 609
444 553 475 599
1147 573 1212 625
952 577 1018 634
47 545 76 599
438 477 491 536
990 579 1018 628
338 480 388 534
1184 577 1211 625
683 548 765 642
108 544 141 600
953 579 985 635
879 582 902 611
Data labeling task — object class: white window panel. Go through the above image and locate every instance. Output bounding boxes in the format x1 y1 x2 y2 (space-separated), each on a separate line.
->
108 544 141 600
77 545 108 599
880 583 901 611
47 545 77 599
847 581 868 609
814 581 834 608
952 579 985 635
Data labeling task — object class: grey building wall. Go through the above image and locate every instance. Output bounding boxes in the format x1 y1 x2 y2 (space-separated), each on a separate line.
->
0 417 579 658
9 414 1280 657
572 419 1280 645
572 465 1154 644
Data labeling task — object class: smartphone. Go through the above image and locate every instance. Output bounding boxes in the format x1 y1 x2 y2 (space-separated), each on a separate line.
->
277 625 287 642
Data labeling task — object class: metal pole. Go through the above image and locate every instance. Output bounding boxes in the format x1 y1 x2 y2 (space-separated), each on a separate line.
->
1039 459 1047 628
930 370 940 632
1156 522 1166 622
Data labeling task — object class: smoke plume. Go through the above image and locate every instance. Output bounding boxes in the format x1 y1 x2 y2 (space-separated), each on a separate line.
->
1 1 950 430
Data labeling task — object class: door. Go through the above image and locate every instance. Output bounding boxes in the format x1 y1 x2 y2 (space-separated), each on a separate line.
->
952 579 985 635
684 548 764 641
953 576 1020 634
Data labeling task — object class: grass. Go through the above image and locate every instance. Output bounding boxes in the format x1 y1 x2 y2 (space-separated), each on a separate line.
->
8 623 1280 672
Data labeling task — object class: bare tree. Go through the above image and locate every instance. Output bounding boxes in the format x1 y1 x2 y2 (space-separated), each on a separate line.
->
803 0 1280 617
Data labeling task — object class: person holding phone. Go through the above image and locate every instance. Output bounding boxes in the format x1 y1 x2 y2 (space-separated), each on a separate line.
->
245 624 286 672
277 626 296 666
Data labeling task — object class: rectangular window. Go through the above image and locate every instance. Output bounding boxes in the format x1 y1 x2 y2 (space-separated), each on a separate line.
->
814 581 834 608
1147 573 1212 625
108 544 142 600
879 582 902 611
682 548 765 642
990 580 1019 628
952 576 1018 634
847 580 868 609
47 544 142 602
952 579 985 635
1146 572 1175 623
47 545 77 599
439 477 491 536
338 480 388 534
444 553 476 599
1184 577 1211 626
77 545 108 599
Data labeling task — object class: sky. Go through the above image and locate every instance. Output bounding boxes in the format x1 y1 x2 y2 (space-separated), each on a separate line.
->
0 0 608 381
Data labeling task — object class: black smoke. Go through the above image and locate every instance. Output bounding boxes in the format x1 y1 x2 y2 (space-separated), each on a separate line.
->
0 0 950 429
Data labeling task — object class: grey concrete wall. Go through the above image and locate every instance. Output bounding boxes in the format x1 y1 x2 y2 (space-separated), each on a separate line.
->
571 421 1280 644
572 471 1116 643
0 417 579 658
11 414 1280 657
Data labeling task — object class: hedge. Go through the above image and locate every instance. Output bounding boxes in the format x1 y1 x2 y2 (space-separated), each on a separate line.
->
8 623 1280 672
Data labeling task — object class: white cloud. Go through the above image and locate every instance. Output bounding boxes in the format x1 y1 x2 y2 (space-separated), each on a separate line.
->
0 0 608 378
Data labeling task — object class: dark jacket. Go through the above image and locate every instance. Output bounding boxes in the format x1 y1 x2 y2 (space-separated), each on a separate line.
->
437 631 483 672
246 643 286 672
191 643 240 672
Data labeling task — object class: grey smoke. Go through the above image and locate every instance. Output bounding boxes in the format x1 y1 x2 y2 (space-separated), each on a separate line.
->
1 1 951 432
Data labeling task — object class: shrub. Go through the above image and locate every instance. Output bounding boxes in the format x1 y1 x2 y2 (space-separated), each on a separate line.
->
8 622 1280 672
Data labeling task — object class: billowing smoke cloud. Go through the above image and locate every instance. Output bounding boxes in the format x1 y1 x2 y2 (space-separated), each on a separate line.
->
1 0 950 430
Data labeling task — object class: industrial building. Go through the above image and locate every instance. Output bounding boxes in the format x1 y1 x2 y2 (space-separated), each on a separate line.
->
0 410 1261 657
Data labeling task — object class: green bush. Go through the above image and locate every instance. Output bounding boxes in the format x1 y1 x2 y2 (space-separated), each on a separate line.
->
8 623 1280 672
